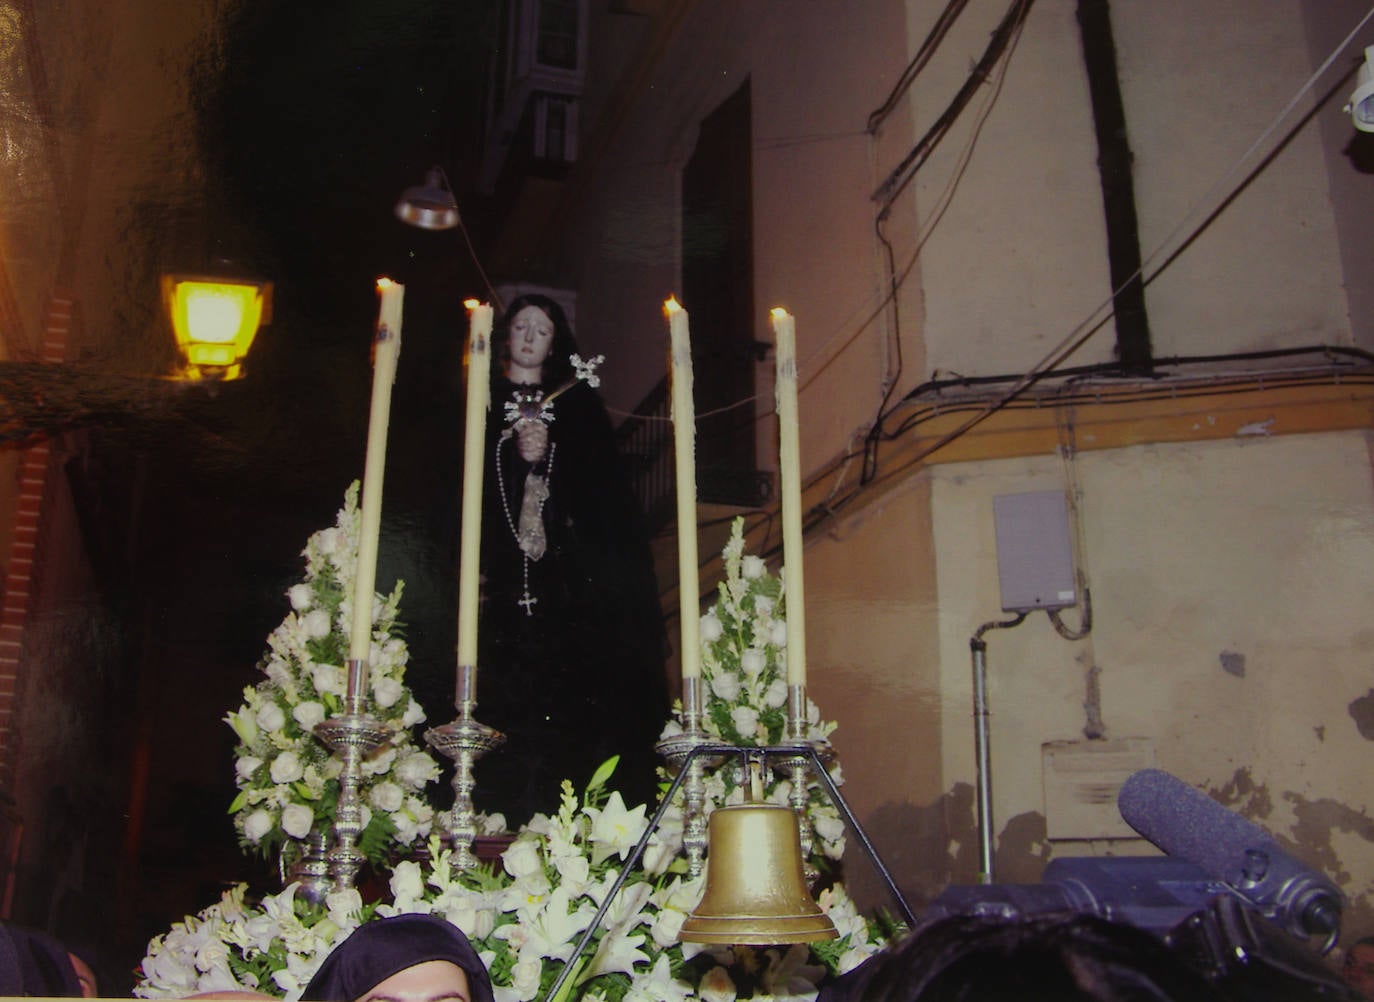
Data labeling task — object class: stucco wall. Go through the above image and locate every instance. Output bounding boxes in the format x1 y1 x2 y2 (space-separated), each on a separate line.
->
929 429 1374 929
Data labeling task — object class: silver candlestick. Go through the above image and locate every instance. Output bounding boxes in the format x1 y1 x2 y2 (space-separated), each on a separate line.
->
426 663 505 870
780 682 833 866
314 659 392 889
655 676 718 877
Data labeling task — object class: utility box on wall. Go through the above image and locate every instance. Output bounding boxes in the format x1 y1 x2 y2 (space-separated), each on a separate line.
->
993 490 1077 612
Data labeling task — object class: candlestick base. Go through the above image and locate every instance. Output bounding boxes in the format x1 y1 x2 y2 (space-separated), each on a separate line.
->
314 710 391 888
426 714 505 871
656 726 722 879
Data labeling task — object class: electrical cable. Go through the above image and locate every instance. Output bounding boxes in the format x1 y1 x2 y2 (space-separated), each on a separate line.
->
867 0 973 135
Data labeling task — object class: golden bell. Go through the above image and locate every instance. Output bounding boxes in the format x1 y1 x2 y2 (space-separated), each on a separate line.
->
679 800 840 945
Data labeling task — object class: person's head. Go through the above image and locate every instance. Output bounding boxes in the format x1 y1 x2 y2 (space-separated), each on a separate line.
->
0 923 87 996
854 912 1222 1002
492 293 578 386
300 914 494 1002
1343 936 1374 999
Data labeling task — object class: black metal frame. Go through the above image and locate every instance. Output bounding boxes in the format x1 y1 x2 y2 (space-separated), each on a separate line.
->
543 742 916 1001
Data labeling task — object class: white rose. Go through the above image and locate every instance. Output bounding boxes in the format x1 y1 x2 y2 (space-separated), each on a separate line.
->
710 672 741 701
753 595 774 616
741 555 766 580
740 649 766 677
369 781 404 813
288 584 314 611
281 803 314 839
303 609 332 639
401 699 426 727
256 702 286 733
395 751 439 788
729 706 759 737
292 701 326 730
242 809 273 843
390 860 426 903
372 675 403 709
700 612 723 643
769 620 788 646
764 679 788 708
270 751 304 784
236 756 263 781
311 664 345 697
501 837 544 879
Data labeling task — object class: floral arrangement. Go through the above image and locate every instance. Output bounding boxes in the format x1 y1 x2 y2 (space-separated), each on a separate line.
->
660 517 846 864
138 507 894 1001
137 762 886 1001
225 482 441 868
135 883 376 998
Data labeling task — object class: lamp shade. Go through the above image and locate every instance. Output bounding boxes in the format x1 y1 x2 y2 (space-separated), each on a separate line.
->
1348 46 1374 132
395 167 460 230
163 275 272 380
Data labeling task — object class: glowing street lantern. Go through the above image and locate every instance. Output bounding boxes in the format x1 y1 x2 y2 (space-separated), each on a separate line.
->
163 275 272 380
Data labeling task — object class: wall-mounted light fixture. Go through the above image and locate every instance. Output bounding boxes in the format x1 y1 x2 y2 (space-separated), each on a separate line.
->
395 167 502 309
162 274 272 380
1347 45 1374 132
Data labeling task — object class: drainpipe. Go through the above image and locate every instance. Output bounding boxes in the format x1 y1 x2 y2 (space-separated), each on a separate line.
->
970 613 1027 884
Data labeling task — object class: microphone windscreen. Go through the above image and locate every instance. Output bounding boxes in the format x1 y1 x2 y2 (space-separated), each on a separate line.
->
1117 768 1276 885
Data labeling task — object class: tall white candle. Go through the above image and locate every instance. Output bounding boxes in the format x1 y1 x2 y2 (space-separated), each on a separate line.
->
771 307 806 686
665 297 701 681
456 300 493 669
347 280 404 704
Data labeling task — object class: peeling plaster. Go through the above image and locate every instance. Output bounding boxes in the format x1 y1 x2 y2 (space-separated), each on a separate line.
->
996 811 1052 884
1349 689 1374 740
1206 768 1373 934
1208 767 1273 822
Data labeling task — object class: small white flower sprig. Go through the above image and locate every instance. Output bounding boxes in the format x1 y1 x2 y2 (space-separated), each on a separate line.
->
661 517 847 864
225 482 441 868
133 882 377 999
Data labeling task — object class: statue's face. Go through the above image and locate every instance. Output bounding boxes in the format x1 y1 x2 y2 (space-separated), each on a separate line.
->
508 305 555 376
357 960 471 1002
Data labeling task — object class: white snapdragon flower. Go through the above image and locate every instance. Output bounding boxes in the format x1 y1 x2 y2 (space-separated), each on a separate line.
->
281 803 314 839
292 701 326 731
242 809 273 843
287 583 314 611
270 751 304 784
302 608 332 639
263 659 292 688
315 527 345 555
